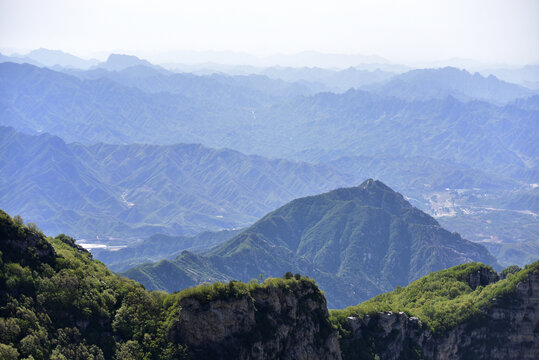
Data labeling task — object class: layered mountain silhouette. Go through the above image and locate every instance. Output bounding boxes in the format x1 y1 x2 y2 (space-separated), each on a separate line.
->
92 228 242 272
2 63 536 182
261 66 396 92
64 63 323 100
0 127 353 237
2 126 527 244
123 179 498 308
364 67 536 104
0 48 99 69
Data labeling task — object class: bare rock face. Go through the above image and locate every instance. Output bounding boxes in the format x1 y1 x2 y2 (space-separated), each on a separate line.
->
341 270 539 360
0 218 57 267
169 280 342 360
466 267 499 289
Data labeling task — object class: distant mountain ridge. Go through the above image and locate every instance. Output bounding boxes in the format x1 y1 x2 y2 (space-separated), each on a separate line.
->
0 126 354 238
95 53 159 71
1 62 535 183
63 63 325 99
123 180 498 308
261 66 396 92
25 48 100 69
91 228 242 272
364 66 536 104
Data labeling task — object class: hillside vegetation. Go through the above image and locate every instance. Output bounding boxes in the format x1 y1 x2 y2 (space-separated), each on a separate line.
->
330 260 539 335
0 126 352 238
123 180 498 308
0 210 328 359
1 209 535 359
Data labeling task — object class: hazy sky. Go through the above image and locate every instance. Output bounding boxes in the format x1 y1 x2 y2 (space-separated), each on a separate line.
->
1 0 538 65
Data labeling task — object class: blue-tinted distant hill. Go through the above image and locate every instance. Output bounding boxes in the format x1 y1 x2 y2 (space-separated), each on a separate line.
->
0 127 354 238
92 228 243 271
123 179 499 308
0 48 99 69
95 53 157 71
261 66 396 92
483 64 539 90
364 67 536 104
24 48 99 69
1 62 536 184
3 125 531 262
257 90 538 181
0 52 42 66
0 62 326 145
64 63 326 99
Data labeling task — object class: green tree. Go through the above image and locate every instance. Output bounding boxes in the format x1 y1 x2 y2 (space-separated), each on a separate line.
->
0 344 19 360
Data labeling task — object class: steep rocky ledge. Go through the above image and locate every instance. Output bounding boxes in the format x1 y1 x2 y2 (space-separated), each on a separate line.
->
169 278 342 360
340 267 538 360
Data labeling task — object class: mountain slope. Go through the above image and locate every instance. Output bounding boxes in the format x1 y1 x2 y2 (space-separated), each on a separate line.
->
255 90 538 180
0 209 340 360
1 208 534 359
65 64 324 100
0 62 319 146
2 63 537 183
0 127 353 237
123 180 498 308
332 261 539 360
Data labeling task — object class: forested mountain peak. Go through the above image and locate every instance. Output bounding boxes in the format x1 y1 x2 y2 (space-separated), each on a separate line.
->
125 181 498 308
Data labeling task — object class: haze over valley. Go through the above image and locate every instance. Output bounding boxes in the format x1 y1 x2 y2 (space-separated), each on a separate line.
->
1 51 537 269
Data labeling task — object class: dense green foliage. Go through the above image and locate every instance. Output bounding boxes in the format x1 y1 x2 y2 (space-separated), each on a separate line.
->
0 210 325 359
500 265 521 278
0 210 189 359
330 261 539 335
124 180 498 308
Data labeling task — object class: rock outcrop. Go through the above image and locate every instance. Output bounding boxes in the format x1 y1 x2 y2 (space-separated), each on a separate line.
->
466 266 499 289
0 213 56 267
340 270 539 360
169 279 342 360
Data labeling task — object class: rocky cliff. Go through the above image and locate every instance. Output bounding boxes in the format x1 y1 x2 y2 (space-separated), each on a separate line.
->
1 209 341 360
339 266 538 360
169 278 342 360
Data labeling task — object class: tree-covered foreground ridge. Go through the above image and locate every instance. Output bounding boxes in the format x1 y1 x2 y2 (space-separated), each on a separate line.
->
330 260 537 334
0 210 334 359
0 208 537 359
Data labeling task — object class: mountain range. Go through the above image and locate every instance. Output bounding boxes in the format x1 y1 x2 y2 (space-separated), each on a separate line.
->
364 66 535 104
0 126 354 237
2 62 536 184
0 48 99 69
1 58 537 267
3 125 535 255
123 179 498 308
